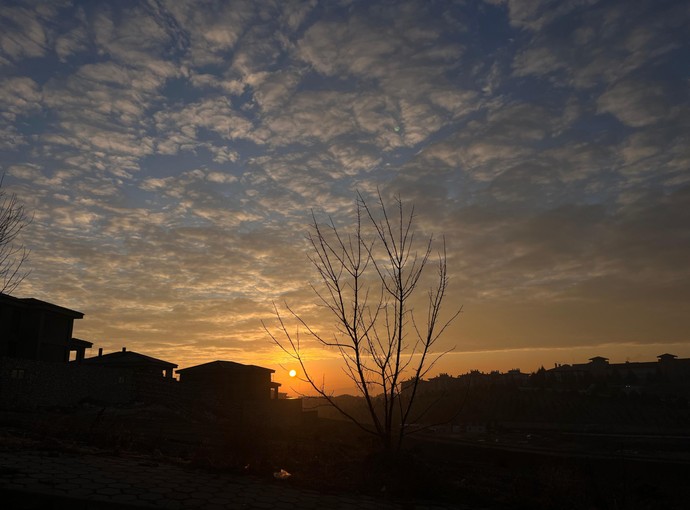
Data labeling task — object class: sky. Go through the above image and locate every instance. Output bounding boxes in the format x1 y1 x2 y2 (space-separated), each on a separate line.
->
1 0 689 395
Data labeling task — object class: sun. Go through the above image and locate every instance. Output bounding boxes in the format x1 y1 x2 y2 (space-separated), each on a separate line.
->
288 369 297 378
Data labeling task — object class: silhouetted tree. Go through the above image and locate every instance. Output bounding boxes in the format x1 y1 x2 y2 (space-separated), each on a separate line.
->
264 191 460 452
0 177 30 294
531 366 547 389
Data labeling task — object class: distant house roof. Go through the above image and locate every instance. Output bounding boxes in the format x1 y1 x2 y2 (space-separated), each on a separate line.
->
588 356 609 363
176 360 275 375
0 293 84 319
544 354 690 377
81 349 177 369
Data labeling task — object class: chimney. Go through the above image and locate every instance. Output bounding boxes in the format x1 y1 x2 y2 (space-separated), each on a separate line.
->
122 347 126 352
98 348 103 357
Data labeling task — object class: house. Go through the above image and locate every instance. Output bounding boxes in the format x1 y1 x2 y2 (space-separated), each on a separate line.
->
656 353 690 379
70 338 93 362
0 293 92 362
78 347 179 405
176 360 304 426
403 368 531 397
547 363 591 385
80 347 177 379
177 360 281 401
545 354 690 389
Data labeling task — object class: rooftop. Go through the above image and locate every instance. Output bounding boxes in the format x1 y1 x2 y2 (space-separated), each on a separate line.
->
0 293 84 319
81 349 177 369
177 360 275 374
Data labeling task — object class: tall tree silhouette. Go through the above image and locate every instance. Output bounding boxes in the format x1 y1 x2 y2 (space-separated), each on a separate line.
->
0 178 30 294
265 191 460 452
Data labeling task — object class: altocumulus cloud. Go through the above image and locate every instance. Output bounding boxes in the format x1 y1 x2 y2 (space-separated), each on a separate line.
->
1 0 688 375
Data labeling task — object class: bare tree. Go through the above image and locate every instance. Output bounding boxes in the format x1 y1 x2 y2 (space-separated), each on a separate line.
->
0 177 31 294
264 191 460 452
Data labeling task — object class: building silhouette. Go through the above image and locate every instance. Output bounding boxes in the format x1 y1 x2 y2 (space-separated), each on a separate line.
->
81 347 177 379
0 294 292 416
0 293 92 362
177 360 281 402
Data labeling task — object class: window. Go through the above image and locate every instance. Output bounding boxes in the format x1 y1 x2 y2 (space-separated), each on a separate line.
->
10 369 25 379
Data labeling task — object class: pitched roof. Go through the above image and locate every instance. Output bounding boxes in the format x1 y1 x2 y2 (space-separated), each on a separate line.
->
588 356 609 362
176 360 274 374
82 350 177 369
0 292 84 319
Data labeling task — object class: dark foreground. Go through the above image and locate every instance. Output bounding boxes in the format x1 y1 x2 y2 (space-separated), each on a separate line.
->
406 433 690 509
0 444 447 510
1 406 689 509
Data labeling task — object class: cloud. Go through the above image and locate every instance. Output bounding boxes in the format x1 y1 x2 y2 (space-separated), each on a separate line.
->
249 69 303 112
159 0 258 66
445 185 690 304
261 90 360 146
154 96 257 152
512 45 566 79
249 152 354 212
597 79 677 127
294 1 471 148
279 0 317 32
0 5 49 63
409 100 573 183
91 4 174 65
487 0 597 32
510 0 687 89
0 77 42 148
54 25 89 61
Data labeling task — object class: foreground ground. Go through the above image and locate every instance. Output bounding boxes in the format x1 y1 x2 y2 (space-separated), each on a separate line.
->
1 405 689 509
0 438 458 510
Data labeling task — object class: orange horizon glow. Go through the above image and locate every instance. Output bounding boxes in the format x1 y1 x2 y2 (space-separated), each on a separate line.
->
264 341 690 397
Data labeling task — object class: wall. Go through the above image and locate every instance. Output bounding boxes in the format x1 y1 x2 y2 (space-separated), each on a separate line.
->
133 372 187 407
0 356 134 408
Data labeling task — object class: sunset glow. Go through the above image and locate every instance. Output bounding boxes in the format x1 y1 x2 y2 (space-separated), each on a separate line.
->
0 0 688 396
